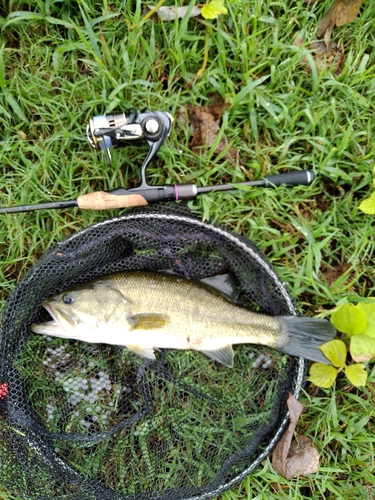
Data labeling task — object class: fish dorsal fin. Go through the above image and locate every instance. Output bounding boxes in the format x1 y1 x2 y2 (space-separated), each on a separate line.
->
129 313 169 330
201 345 234 368
127 344 156 360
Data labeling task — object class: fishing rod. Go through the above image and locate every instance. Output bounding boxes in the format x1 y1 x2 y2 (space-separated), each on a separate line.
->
0 109 315 214
0 170 314 214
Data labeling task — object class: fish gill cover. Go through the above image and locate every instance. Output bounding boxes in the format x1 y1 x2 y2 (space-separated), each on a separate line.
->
0 204 304 500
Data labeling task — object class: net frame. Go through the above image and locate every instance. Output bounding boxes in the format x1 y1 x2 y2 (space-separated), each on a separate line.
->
0 206 306 499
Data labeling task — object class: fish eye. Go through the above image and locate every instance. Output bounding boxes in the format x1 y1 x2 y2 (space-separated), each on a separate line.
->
62 294 75 305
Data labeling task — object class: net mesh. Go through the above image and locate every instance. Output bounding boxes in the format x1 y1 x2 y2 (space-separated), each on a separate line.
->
0 205 305 499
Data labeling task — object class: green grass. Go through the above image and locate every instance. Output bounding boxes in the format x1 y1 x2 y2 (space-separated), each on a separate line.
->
0 0 375 498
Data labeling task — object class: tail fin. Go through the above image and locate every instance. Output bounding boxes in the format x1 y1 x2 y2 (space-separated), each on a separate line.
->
278 316 336 364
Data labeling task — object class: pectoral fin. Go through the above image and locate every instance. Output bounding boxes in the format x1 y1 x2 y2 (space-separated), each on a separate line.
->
129 313 169 330
201 345 234 368
127 344 156 360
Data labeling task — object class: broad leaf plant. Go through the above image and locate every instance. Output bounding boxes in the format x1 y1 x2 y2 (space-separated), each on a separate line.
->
309 302 375 389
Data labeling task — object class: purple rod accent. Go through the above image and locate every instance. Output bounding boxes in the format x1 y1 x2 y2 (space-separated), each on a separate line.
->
174 184 178 201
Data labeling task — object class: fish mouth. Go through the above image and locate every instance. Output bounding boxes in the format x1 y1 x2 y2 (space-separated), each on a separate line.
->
42 300 77 332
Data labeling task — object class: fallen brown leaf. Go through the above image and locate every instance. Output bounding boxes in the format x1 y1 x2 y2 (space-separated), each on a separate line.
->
271 393 320 479
310 40 346 75
317 0 364 39
178 95 238 161
284 435 320 478
293 36 346 76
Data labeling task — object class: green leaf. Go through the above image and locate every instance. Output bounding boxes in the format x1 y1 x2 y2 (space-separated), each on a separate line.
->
201 0 228 19
357 302 375 338
308 363 338 389
78 7 101 59
330 303 366 335
0 45 6 88
231 74 270 107
4 88 27 122
350 334 375 362
358 192 375 214
4 11 74 29
319 339 347 368
344 364 367 387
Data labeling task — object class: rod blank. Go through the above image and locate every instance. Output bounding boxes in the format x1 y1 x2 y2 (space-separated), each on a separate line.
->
0 200 77 214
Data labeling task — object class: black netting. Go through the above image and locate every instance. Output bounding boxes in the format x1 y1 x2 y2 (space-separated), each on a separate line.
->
0 204 305 499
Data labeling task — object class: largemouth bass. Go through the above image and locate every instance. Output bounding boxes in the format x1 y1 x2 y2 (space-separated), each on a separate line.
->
31 271 335 367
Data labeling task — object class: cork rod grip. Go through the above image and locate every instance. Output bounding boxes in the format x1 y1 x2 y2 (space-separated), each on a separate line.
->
77 191 149 210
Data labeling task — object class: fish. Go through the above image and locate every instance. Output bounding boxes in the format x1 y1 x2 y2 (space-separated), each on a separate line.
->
31 271 336 367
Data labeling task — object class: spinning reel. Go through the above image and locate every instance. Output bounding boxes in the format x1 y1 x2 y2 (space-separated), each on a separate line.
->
87 109 174 188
